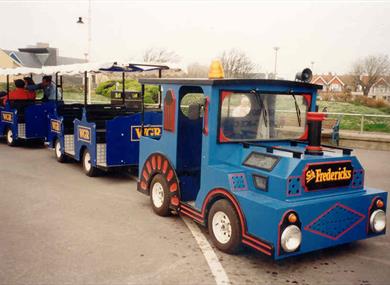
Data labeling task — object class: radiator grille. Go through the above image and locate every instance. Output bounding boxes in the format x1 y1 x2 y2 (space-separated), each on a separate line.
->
64 135 75 155
305 203 365 240
97 144 107 167
228 173 248 191
18 124 26 138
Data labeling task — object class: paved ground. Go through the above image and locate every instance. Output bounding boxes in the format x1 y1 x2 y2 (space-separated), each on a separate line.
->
0 142 390 285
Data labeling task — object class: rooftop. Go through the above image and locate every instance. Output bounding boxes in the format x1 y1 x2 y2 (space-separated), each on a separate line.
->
138 78 323 89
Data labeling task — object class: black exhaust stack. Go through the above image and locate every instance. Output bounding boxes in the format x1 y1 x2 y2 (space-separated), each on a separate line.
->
305 112 326 156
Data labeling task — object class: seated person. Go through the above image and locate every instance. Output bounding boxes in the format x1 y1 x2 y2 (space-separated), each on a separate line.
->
27 75 61 101
23 77 37 100
2 79 33 105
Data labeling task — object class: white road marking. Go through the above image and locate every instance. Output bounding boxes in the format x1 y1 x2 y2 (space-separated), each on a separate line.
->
182 217 231 285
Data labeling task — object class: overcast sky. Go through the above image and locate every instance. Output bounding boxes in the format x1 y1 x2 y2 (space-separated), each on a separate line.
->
1 0 389 78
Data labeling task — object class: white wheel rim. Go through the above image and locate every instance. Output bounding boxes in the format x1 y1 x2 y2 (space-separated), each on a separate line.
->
152 182 164 208
84 152 92 172
55 141 62 158
212 211 232 244
7 129 13 144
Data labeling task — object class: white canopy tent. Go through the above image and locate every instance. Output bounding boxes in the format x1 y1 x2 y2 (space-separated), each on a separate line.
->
0 61 172 103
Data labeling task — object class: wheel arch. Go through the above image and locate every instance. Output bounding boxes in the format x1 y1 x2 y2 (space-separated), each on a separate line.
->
202 189 247 232
138 152 180 210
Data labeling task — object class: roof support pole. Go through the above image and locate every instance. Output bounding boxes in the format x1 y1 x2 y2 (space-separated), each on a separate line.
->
122 72 125 105
84 71 88 106
158 69 162 108
55 72 59 102
6 75 9 100
141 83 145 133
87 72 92 104
60 75 63 100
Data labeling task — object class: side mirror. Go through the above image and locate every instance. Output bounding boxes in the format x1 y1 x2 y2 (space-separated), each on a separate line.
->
188 103 201 120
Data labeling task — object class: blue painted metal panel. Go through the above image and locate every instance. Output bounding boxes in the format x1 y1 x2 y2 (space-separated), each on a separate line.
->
0 101 56 141
106 111 162 166
74 111 96 163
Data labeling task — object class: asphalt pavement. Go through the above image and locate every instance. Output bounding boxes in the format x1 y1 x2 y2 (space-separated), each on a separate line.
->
0 142 389 285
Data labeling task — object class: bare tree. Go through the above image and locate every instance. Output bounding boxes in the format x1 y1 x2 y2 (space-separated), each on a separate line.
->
187 63 209 78
142 48 179 63
351 54 390 96
218 49 254 78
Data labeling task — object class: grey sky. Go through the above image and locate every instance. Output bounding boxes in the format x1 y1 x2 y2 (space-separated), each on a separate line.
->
1 0 389 78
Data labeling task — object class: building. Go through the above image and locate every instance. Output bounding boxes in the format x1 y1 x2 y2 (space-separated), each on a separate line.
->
311 73 390 101
1 42 86 69
0 42 87 83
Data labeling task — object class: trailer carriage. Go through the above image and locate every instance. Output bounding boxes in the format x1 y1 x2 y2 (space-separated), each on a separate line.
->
137 63 387 259
47 63 167 176
0 67 59 146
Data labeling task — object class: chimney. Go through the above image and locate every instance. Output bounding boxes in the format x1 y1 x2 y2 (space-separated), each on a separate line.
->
305 112 326 156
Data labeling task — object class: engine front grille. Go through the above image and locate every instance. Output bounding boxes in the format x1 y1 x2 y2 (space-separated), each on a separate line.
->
304 203 365 240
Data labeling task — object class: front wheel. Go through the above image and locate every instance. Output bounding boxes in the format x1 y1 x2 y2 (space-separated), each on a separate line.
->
54 139 66 163
208 199 242 254
150 174 171 216
82 149 99 177
6 128 16 146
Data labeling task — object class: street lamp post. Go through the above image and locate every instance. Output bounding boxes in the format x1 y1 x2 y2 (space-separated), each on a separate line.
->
273 46 279 79
77 0 92 103
77 0 92 62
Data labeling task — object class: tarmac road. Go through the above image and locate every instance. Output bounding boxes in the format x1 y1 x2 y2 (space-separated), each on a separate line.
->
0 142 389 285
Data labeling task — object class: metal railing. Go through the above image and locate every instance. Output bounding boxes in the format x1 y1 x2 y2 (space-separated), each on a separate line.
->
276 110 390 134
325 112 390 134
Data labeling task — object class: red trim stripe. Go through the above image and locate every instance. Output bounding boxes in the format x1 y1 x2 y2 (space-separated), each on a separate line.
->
242 240 272 256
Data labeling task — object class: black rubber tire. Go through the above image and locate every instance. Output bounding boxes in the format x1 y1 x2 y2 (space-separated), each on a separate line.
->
6 128 16 147
82 149 99 177
208 199 242 254
54 139 66 163
149 174 171 217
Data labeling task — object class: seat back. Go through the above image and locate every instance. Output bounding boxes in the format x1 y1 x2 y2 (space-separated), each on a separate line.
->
85 105 132 129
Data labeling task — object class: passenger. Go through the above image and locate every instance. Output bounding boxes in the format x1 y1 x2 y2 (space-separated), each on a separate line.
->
27 75 61 101
2 79 32 105
23 77 36 100
41 75 61 101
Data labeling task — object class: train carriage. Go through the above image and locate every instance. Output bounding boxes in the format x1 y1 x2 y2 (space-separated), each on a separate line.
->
0 68 58 146
47 63 167 176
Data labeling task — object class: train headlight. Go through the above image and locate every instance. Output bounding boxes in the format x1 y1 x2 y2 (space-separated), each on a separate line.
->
370 209 386 233
281 225 302 252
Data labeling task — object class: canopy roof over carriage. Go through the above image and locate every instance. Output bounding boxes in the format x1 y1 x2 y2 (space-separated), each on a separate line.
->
0 61 170 76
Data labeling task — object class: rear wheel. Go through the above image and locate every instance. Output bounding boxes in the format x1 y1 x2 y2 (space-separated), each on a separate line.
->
54 139 66 163
6 128 16 146
208 199 242 254
150 174 171 216
82 149 99 177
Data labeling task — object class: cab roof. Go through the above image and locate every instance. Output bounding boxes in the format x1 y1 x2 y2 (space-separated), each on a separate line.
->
138 78 323 90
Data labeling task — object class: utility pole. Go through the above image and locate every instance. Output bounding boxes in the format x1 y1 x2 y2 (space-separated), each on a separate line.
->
273 46 280 78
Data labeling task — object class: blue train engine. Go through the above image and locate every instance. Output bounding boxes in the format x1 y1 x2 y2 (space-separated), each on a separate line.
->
47 63 167 176
137 61 387 259
0 70 59 146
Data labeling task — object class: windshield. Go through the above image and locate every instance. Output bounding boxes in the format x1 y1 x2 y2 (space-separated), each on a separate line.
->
219 91 309 142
